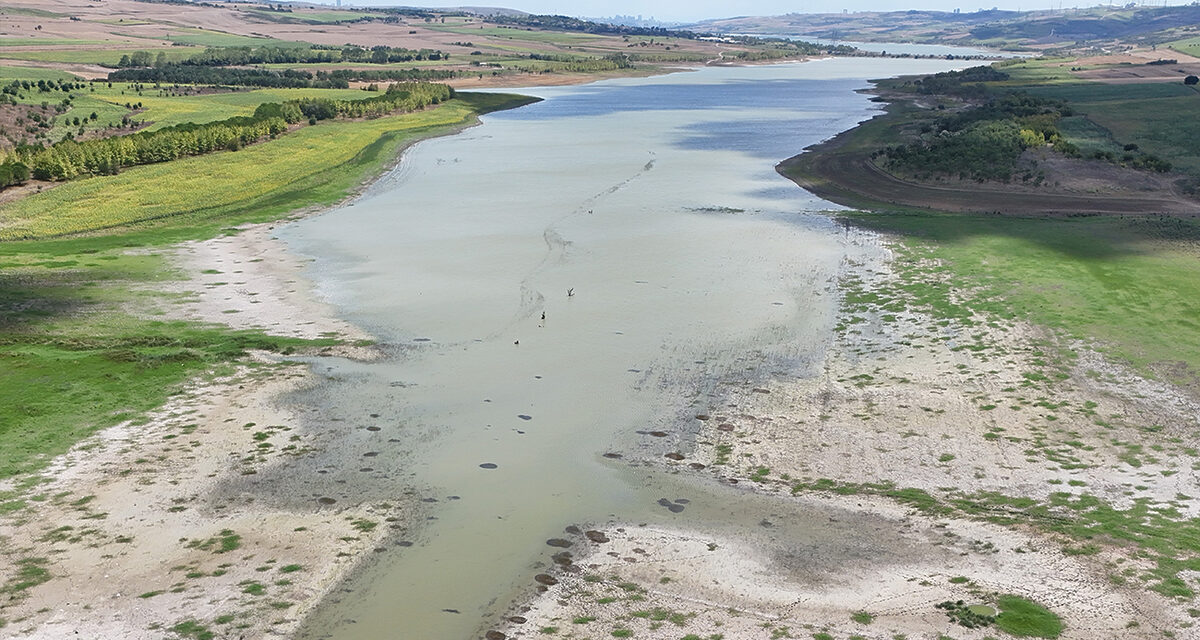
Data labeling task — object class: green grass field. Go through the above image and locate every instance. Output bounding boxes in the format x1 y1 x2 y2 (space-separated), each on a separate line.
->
6 83 380 143
1077 95 1200 173
995 57 1081 84
1020 81 1195 102
1055 115 1123 156
1165 35 1200 57
90 85 372 130
0 5 63 18
0 46 204 66
0 64 79 81
845 212 1200 381
994 595 1063 639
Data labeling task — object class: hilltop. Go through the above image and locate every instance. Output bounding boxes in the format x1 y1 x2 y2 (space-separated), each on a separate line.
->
690 4 1200 52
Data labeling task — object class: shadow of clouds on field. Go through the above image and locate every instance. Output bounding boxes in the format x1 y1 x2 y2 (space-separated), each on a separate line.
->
0 269 92 332
839 210 1200 261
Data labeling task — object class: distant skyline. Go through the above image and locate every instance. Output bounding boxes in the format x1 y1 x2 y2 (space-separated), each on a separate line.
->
330 0 1196 23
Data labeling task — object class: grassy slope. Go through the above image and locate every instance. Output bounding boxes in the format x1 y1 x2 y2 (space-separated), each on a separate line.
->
0 91 537 482
91 85 372 130
1 94 534 239
1165 34 1200 58
0 64 78 81
844 212 1200 382
1079 95 1200 174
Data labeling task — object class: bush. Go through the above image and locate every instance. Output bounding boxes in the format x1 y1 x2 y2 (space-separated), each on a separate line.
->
994 595 1063 638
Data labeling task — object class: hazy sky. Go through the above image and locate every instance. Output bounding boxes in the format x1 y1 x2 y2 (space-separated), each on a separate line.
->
343 1 1184 23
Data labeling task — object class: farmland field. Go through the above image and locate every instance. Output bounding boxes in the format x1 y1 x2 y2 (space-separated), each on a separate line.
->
90 85 375 130
160 27 311 48
1165 35 1200 57
0 46 204 66
1074 95 1200 173
0 64 79 81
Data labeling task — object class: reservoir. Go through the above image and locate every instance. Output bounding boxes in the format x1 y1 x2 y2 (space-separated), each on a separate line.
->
277 57 970 639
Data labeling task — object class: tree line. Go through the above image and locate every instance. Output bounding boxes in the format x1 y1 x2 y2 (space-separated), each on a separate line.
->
490 13 704 39
109 67 347 89
3 79 89 96
316 68 456 83
914 66 1011 97
116 45 449 70
109 60 460 88
2 83 453 186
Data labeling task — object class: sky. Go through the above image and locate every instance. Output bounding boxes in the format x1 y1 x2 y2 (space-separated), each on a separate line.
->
337 1 1191 23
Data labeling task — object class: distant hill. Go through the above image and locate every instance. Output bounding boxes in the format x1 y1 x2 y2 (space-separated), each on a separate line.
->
451 6 530 18
688 4 1200 49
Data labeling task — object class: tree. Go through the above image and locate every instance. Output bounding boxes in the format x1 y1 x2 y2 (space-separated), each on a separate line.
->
128 51 153 68
1185 75 1198 86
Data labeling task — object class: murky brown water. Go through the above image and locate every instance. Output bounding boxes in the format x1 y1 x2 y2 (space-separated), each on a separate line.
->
278 57 971 639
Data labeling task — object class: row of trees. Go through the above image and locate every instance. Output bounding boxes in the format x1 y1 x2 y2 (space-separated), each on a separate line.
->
6 82 454 184
490 13 703 39
914 66 1011 96
116 45 449 70
524 53 634 72
284 82 453 121
109 64 461 88
316 68 456 83
108 67 348 88
26 115 290 181
2 79 88 95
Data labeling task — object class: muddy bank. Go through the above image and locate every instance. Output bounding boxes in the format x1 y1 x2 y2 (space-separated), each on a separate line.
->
491 226 1197 639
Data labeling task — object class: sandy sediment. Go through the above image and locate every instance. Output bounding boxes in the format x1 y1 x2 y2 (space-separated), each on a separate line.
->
0 224 397 635
492 230 1199 639
164 223 374 347
495 503 1160 640
0 363 419 639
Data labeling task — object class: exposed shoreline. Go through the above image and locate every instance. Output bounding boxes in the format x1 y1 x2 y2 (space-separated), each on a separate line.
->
488 221 1198 639
0 98 508 639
